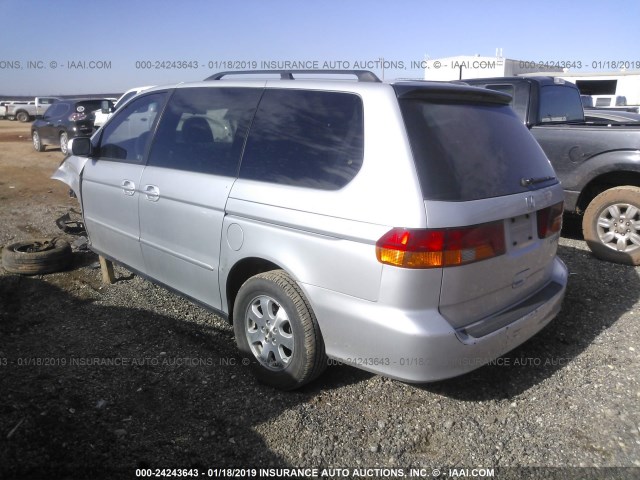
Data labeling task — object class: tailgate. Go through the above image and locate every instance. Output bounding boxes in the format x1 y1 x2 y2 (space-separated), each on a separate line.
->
431 187 564 329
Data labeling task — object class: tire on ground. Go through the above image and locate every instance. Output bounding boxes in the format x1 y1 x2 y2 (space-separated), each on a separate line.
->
59 132 69 156
233 269 327 390
2 238 73 275
16 111 30 123
32 131 45 152
582 186 640 265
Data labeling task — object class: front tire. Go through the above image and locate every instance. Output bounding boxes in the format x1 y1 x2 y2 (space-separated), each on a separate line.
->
32 131 45 152
59 132 69 156
233 270 327 390
583 186 640 265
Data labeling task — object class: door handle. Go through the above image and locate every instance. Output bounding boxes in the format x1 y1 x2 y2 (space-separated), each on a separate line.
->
121 180 135 196
144 184 160 202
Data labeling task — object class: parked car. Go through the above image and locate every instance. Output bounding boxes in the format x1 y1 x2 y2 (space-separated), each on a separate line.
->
580 95 639 113
592 95 628 107
32 98 113 155
53 70 567 390
580 95 594 108
2 100 31 120
6 97 59 122
464 76 640 265
93 86 153 128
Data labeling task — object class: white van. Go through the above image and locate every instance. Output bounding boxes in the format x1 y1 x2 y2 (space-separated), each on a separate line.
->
54 71 567 390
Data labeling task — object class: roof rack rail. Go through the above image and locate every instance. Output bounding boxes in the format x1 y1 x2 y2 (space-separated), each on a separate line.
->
205 70 381 83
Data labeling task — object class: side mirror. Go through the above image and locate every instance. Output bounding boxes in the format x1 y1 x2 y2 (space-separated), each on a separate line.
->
101 100 114 114
69 137 92 157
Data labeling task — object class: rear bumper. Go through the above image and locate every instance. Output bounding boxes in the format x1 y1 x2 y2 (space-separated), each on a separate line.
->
306 257 568 383
69 126 95 138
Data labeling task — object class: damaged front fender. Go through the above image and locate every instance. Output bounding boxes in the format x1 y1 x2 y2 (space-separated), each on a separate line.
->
51 151 88 203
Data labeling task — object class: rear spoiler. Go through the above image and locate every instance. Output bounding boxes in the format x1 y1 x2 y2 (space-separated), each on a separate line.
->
393 83 512 105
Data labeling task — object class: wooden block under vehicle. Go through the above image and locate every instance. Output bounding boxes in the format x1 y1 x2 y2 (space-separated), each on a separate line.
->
99 256 115 284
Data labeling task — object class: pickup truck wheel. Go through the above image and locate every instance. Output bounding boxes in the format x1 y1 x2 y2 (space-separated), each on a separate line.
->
32 131 45 152
233 270 327 390
583 186 640 265
59 132 69 156
16 111 30 123
2 238 72 275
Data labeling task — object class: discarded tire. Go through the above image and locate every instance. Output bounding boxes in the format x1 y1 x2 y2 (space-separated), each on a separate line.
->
2 238 72 275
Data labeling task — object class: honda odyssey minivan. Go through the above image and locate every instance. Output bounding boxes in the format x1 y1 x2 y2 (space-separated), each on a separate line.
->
53 70 568 390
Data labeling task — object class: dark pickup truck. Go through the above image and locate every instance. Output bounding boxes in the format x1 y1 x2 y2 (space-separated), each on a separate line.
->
464 76 640 265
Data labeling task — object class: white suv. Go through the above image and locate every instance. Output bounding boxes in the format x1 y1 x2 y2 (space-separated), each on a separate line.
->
93 86 154 128
54 70 567 390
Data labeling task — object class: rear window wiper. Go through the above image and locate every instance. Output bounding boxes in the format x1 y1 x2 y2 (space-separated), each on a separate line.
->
520 176 556 187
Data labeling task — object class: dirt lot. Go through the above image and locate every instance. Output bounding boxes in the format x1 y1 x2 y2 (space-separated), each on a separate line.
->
1 121 639 480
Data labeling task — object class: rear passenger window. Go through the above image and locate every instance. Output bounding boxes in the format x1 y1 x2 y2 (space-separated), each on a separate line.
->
148 87 262 176
240 89 364 190
97 93 167 163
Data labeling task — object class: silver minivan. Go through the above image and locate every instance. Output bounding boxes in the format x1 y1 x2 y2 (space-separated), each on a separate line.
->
54 70 568 390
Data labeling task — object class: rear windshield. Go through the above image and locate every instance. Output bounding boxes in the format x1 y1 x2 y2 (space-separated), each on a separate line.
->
75 100 103 112
538 85 584 123
399 100 557 201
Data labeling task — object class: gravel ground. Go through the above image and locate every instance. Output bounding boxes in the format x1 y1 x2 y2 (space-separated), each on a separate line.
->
0 124 639 480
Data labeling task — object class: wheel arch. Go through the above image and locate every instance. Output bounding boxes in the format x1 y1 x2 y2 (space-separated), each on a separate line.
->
576 170 640 213
224 257 284 323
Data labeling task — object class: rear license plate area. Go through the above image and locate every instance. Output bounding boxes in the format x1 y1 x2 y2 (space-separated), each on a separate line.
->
506 214 535 250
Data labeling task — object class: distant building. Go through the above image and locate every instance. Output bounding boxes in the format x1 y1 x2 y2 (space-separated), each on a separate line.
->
423 53 562 81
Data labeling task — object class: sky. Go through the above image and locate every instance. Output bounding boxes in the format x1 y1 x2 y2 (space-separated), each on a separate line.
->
1 0 640 96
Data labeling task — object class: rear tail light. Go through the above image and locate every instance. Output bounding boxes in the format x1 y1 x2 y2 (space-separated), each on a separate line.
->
68 112 87 121
537 202 564 238
376 221 506 269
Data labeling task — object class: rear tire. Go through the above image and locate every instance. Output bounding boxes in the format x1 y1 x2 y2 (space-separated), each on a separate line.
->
233 270 327 390
582 186 640 265
2 238 72 275
16 111 30 123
